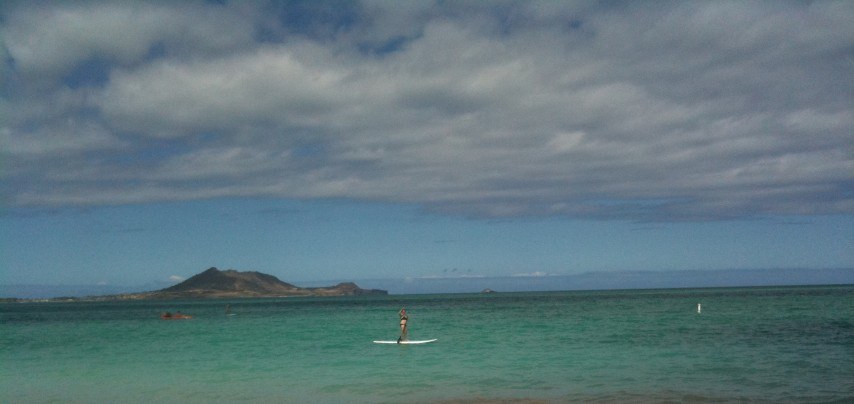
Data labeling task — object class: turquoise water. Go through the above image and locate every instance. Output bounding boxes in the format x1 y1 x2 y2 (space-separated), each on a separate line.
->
2 285 852 403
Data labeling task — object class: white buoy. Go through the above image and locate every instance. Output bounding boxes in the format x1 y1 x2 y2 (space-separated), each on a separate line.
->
697 303 702 314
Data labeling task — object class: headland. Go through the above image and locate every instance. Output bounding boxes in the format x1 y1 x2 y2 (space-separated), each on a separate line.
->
3 267 387 302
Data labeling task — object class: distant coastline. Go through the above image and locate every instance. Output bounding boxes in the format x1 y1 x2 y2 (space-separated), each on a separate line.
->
2 268 851 300
366 267 853 295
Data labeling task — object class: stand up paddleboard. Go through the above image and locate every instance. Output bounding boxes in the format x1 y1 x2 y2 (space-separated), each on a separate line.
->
373 339 437 344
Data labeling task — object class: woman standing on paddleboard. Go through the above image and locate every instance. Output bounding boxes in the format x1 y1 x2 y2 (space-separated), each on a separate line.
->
398 307 408 343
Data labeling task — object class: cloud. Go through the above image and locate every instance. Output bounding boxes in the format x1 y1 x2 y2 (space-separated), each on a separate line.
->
169 275 185 283
511 272 550 278
100 45 349 136
2 1 852 221
2 1 255 80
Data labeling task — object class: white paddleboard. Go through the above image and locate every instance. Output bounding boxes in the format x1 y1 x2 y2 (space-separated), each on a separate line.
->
373 339 437 344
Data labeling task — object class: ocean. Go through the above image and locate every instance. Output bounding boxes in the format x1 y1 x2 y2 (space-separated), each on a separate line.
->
2 285 852 403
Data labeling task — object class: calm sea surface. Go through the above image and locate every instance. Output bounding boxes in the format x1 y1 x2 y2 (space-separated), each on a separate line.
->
2 285 852 403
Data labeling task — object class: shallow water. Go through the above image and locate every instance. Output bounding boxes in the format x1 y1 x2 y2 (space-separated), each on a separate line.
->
2 285 853 403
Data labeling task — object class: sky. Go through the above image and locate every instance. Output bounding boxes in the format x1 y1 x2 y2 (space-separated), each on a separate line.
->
1 1 853 293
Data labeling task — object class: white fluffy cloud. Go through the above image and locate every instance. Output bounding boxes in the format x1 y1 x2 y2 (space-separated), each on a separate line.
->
2 1 852 220
3 1 255 79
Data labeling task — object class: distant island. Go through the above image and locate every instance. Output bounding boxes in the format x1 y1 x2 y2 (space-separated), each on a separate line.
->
6 267 387 301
